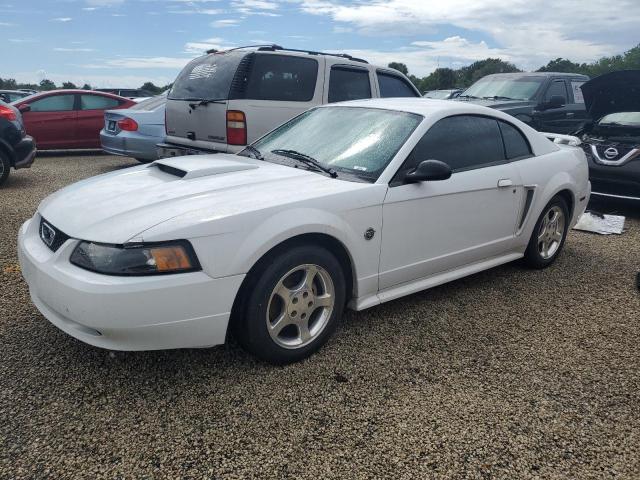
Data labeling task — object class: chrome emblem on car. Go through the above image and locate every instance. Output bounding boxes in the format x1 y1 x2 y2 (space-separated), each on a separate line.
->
40 221 56 247
604 147 619 160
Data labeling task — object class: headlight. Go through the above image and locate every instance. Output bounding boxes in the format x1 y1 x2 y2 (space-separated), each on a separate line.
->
70 241 201 276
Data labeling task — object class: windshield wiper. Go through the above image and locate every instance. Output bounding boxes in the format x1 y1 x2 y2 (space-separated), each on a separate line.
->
188 98 226 109
241 145 264 160
482 95 519 101
271 149 338 178
457 94 480 99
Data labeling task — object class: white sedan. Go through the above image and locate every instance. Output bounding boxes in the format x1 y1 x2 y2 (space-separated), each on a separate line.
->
18 99 590 364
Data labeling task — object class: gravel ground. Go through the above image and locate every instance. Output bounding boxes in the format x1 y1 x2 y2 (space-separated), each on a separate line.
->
1 154 639 479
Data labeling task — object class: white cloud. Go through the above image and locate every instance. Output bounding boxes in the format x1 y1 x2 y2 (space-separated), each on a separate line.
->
50 17 73 22
54 47 96 52
212 19 239 27
184 37 234 54
0 21 14 26
298 0 638 71
85 56 194 69
167 8 223 15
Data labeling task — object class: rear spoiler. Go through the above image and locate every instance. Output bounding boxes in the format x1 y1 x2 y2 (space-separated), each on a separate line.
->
542 132 582 147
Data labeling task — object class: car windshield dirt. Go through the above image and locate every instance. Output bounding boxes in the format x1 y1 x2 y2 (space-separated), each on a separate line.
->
599 112 640 126
168 53 244 101
461 77 544 101
252 107 422 181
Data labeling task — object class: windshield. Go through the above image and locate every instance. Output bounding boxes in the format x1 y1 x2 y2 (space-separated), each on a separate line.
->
599 112 640 126
252 107 422 181
130 94 167 111
168 53 244 101
461 76 544 100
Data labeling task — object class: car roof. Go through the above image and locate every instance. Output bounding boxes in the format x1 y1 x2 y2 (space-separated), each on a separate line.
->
320 97 510 117
14 89 131 103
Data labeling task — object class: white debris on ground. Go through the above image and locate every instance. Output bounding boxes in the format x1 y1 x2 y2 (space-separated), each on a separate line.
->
574 211 626 235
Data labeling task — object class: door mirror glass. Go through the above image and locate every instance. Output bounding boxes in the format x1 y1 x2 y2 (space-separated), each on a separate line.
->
18 103 31 113
404 159 452 183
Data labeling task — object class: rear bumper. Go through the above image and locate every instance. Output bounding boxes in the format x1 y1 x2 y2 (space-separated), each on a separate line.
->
14 135 36 169
100 130 159 161
18 216 245 351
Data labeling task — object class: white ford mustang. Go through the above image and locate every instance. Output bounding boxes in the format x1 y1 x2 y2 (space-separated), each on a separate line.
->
18 99 590 363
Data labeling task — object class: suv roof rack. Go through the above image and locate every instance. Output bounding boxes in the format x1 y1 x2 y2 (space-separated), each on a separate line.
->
207 44 369 64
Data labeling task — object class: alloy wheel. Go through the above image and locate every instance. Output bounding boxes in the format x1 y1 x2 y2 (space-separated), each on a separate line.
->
537 205 565 260
266 264 335 349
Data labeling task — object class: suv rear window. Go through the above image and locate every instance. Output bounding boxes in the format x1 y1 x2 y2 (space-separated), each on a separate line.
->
244 54 318 102
169 53 245 101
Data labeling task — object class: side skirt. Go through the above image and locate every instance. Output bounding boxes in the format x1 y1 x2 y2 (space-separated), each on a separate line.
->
350 252 524 311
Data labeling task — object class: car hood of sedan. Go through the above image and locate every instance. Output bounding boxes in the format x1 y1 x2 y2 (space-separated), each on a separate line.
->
38 155 360 244
581 70 640 120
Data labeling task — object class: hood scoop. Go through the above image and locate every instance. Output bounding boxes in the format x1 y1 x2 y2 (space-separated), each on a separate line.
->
150 155 259 180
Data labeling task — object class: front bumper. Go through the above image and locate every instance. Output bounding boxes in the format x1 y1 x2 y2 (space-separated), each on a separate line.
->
18 216 245 351
14 135 36 169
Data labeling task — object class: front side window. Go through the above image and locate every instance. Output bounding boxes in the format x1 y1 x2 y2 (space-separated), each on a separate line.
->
462 76 545 101
545 80 568 102
29 94 75 112
245 54 318 102
328 67 371 103
377 72 418 98
80 95 121 110
252 106 422 181
397 115 506 180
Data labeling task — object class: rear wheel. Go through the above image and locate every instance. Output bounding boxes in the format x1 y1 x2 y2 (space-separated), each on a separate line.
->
0 151 10 187
234 245 346 364
524 195 569 268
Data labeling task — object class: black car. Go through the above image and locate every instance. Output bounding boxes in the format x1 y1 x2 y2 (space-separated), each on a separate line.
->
578 70 640 201
456 72 590 133
0 100 36 186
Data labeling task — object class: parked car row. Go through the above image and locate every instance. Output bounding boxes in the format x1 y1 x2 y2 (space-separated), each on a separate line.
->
0 99 36 186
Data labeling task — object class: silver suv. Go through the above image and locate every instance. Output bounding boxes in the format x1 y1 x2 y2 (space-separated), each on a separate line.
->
158 45 421 157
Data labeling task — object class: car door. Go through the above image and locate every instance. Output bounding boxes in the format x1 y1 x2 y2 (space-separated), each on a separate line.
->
20 93 77 149
534 79 575 133
379 115 523 290
76 94 123 148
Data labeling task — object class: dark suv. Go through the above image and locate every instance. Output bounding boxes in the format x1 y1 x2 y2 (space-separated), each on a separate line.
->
0 100 36 186
456 72 590 133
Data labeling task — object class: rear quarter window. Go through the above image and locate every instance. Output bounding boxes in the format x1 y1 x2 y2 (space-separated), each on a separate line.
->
498 121 532 159
245 54 318 102
377 72 419 98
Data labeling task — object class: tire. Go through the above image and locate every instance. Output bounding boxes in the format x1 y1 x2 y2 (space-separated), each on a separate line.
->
234 245 346 364
524 195 570 269
0 150 10 187
135 158 153 164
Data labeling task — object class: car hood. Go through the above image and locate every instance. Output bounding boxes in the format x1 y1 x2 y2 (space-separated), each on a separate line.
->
581 70 640 120
38 154 361 244
455 98 533 110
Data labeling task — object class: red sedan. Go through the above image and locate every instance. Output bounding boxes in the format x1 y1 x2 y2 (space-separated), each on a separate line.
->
13 90 135 149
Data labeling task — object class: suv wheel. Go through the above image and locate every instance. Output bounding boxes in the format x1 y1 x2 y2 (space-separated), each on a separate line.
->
0 151 10 186
235 245 346 364
524 195 570 268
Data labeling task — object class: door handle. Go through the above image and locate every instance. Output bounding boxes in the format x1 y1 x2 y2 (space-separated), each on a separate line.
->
566 112 575 117
497 178 513 188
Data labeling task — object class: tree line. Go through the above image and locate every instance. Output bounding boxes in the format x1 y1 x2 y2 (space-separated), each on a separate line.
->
1 43 638 95
390 43 640 92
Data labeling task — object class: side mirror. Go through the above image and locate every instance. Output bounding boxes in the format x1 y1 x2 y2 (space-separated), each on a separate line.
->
18 104 31 113
404 160 452 183
544 95 566 110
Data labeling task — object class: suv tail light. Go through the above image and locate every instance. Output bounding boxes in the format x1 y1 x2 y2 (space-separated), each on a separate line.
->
117 117 138 131
0 105 17 121
226 110 247 145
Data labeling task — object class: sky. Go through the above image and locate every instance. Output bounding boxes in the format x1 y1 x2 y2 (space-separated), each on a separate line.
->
2 0 639 88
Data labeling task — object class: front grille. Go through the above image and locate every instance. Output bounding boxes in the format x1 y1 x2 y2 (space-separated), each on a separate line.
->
593 144 636 162
39 217 70 252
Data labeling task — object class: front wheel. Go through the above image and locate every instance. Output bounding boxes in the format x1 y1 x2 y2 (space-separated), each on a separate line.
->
235 245 346 364
524 195 570 268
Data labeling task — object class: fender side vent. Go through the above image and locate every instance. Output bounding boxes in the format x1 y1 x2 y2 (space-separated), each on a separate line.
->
155 163 187 178
518 188 535 230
